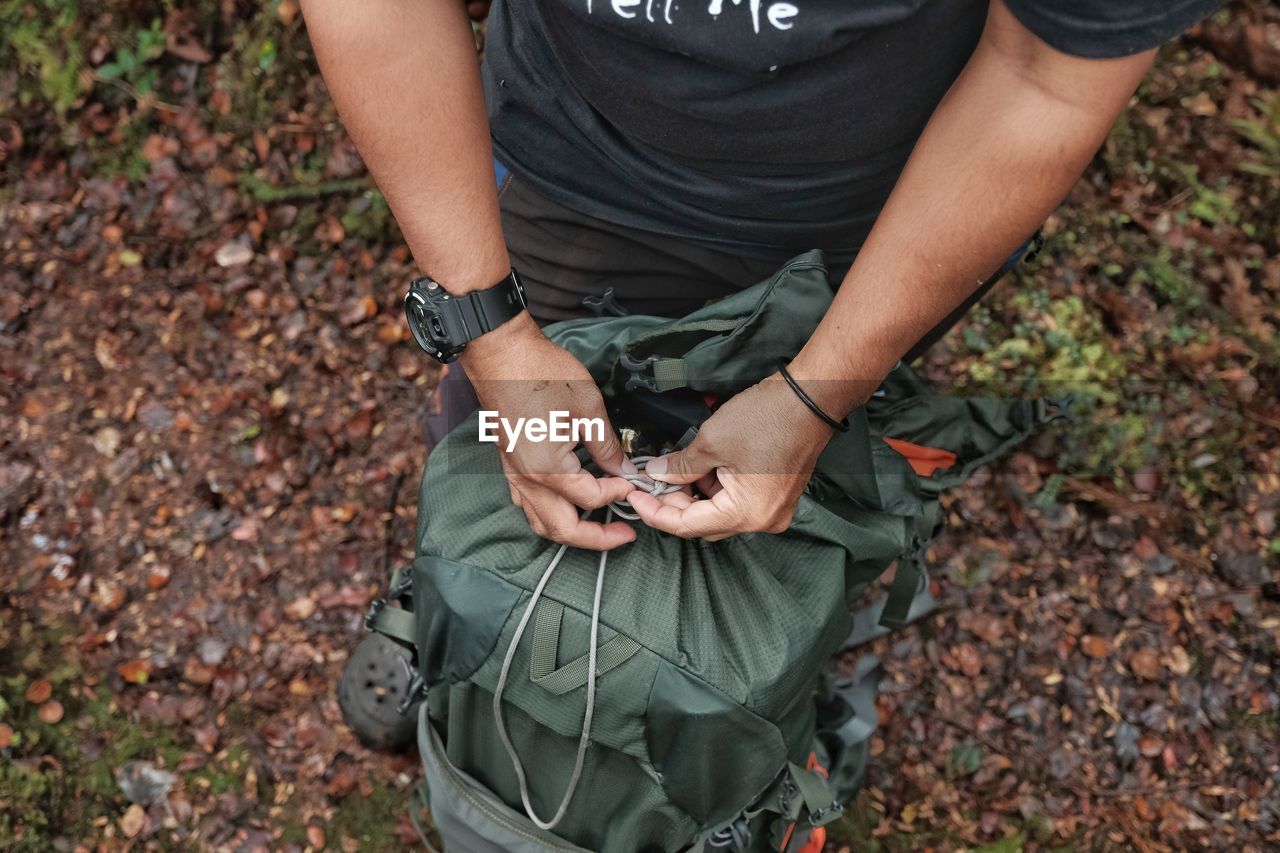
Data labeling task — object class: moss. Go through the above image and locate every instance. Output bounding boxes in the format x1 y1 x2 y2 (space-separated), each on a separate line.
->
342 190 401 244
328 781 408 850
194 743 252 796
89 114 153 183
0 623 190 850
824 794 885 848
0 0 87 115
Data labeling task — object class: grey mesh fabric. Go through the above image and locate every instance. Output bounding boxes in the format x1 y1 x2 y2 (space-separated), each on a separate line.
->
374 251 1050 852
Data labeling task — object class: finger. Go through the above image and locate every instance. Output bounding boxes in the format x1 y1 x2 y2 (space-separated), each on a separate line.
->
524 486 637 550
512 447 634 510
561 517 637 551
695 472 722 498
578 402 634 477
654 489 695 509
644 442 715 486
546 469 636 510
624 490 738 539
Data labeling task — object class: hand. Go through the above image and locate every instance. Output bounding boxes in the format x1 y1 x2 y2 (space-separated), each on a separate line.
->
625 372 841 541
461 314 637 550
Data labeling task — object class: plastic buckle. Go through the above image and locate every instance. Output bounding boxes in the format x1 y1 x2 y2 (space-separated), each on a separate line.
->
582 287 629 318
776 776 800 818
707 816 751 850
807 801 843 826
396 671 425 716
1036 393 1075 424
364 598 387 632
388 574 412 600
619 352 660 393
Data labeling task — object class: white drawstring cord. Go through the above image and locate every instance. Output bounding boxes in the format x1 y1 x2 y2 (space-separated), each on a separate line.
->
491 458 678 830
611 455 680 520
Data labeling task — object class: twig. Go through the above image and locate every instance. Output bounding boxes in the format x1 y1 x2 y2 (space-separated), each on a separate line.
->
236 174 371 203
93 74 186 113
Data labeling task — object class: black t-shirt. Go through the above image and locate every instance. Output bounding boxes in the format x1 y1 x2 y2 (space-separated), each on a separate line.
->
483 0 1222 263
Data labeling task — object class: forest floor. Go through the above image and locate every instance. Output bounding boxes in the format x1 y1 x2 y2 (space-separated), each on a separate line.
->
2 1 1279 851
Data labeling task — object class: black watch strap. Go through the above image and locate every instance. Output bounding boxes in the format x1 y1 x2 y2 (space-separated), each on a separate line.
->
405 269 527 364
451 270 526 340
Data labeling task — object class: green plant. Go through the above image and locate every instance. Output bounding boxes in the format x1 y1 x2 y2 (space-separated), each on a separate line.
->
96 18 165 94
0 0 86 114
1233 96 1280 178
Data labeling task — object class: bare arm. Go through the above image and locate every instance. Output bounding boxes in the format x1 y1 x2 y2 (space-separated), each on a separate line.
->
303 0 635 550
636 0 1157 538
790 0 1155 410
301 0 507 295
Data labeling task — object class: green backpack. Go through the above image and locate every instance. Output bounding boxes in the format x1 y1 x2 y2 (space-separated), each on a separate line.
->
368 251 1063 852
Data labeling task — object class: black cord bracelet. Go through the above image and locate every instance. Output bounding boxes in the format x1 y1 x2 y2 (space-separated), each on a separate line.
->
776 360 850 432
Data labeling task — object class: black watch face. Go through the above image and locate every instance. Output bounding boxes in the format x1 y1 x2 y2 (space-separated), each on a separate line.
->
405 281 460 362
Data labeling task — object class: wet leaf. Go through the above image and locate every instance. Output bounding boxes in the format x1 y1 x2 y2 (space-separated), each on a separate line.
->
38 700 64 724
25 679 52 704
948 740 983 779
215 241 254 268
119 803 146 838
117 659 152 684
1081 635 1110 658
1129 648 1162 681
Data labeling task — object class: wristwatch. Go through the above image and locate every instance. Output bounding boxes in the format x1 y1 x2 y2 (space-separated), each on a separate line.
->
404 270 527 363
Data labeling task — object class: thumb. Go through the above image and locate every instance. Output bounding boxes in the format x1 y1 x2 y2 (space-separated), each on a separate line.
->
580 403 635 477
645 441 714 485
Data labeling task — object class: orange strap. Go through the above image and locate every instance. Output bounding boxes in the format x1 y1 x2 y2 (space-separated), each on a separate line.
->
797 827 826 853
884 437 958 478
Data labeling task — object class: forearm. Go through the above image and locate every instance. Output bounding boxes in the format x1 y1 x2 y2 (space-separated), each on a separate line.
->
301 0 508 294
791 0 1154 414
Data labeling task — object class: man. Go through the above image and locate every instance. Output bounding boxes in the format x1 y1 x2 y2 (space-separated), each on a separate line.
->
301 0 1221 549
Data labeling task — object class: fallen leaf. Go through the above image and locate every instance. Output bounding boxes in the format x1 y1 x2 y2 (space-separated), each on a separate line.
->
117 659 152 684
231 516 259 542
38 700 64 724
183 658 216 685
0 723 13 748
25 678 52 704
1129 648 1162 681
284 596 317 621
955 643 982 677
345 410 372 440
147 565 171 590
1081 635 1110 659
338 295 377 327
120 803 146 838
1165 645 1193 676
215 240 254 268
142 134 177 162
94 580 127 612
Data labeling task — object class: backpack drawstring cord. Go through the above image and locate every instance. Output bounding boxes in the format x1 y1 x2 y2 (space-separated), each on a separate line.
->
492 456 677 831
611 454 681 520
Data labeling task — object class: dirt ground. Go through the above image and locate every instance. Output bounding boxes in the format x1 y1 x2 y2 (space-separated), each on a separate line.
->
2 1 1278 851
